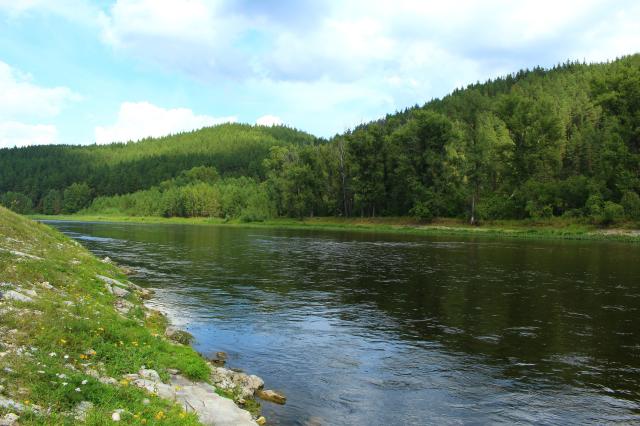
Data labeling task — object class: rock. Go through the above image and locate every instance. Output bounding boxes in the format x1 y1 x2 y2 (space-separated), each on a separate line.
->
110 285 130 298
73 401 94 421
0 413 19 426
138 369 161 382
1 290 33 303
22 289 37 297
111 411 121 421
128 369 256 426
102 257 112 264
208 351 227 366
0 397 24 412
39 281 54 290
210 367 264 398
256 416 267 425
96 275 130 297
256 389 286 405
167 368 179 375
114 299 134 315
164 326 194 345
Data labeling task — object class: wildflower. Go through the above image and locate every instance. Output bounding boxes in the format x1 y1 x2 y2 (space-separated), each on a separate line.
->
154 411 165 420
75 387 81 392
59 338 67 345
64 355 69 359
119 379 130 386
81 379 88 385
49 352 57 357
132 341 138 347
179 412 187 418
24 400 30 405
62 382 68 386
79 354 87 360
37 370 45 374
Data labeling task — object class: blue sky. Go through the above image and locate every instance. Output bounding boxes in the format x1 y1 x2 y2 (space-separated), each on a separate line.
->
0 0 639 147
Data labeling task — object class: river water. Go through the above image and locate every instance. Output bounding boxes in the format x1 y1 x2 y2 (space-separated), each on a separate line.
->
46 221 640 425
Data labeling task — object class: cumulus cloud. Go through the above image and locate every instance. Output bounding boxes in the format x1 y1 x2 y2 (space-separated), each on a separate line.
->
91 0 640 135
94 101 236 144
0 61 80 120
0 122 58 148
256 115 283 127
0 61 78 147
97 0 640 83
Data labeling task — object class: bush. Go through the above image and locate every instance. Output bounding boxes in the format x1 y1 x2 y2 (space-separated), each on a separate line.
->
585 194 604 218
410 201 434 222
621 191 640 220
525 201 553 219
601 201 624 225
0 191 33 214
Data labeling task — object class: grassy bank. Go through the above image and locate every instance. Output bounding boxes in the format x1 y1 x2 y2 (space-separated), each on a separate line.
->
0 206 229 425
29 214 640 242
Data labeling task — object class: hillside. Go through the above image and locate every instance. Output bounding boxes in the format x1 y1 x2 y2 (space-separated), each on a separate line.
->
1 55 639 224
0 124 316 213
0 205 265 424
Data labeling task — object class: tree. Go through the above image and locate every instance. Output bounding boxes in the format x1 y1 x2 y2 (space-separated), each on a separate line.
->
63 183 93 213
41 189 64 215
0 192 32 214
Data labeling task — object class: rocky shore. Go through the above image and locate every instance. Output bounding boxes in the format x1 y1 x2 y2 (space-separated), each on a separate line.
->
0 206 283 425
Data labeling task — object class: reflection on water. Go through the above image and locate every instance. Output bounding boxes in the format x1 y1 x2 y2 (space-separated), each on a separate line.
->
47 221 640 425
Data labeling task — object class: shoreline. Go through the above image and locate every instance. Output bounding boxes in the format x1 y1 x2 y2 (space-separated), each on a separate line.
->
31 214 640 243
0 207 267 425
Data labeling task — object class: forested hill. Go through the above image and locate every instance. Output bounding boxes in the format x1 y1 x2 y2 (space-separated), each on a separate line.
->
1 55 639 223
0 123 316 210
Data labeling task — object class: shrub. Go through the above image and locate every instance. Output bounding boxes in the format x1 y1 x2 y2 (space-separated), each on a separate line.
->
621 191 640 220
410 201 434 222
601 201 624 225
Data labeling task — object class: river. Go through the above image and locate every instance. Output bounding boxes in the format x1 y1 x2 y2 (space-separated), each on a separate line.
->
46 221 640 425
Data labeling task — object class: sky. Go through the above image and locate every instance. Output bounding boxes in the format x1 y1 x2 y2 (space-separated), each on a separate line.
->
0 0 639 148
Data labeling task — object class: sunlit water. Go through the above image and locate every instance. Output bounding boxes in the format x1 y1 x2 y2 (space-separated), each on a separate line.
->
46 221 640 425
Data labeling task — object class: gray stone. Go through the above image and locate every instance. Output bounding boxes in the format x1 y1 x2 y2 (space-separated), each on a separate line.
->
0 413 19 426
73 401 94 421
1 290 33 303
128 369 256 426
210 367 264 398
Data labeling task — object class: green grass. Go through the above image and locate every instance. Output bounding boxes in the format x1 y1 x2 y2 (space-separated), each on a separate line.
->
29 213 640 242
0 206 212 425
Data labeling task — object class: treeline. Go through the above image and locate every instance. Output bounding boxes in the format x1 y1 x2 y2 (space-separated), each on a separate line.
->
0 124 315 206
2 55 640 224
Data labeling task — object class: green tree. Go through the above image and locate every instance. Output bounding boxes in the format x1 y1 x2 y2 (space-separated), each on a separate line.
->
63 183 93 213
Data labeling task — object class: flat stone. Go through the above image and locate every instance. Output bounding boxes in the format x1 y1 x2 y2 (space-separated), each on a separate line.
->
0 413 19 426
73 401 94 421
129 369 256 426
1 290 33 303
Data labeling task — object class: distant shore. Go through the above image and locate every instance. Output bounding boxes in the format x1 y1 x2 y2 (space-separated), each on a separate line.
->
30 214 640 242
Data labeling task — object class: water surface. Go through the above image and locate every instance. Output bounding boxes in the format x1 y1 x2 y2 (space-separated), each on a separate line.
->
47 221 640 425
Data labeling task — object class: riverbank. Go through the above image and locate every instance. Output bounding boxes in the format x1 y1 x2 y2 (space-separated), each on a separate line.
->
30 214 640 242
0 206 264 425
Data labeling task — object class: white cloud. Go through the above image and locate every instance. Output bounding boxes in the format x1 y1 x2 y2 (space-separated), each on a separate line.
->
256 115 283 127
0 122 58 148
0 61 77 148
94 101 236 144
0 61 80 121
